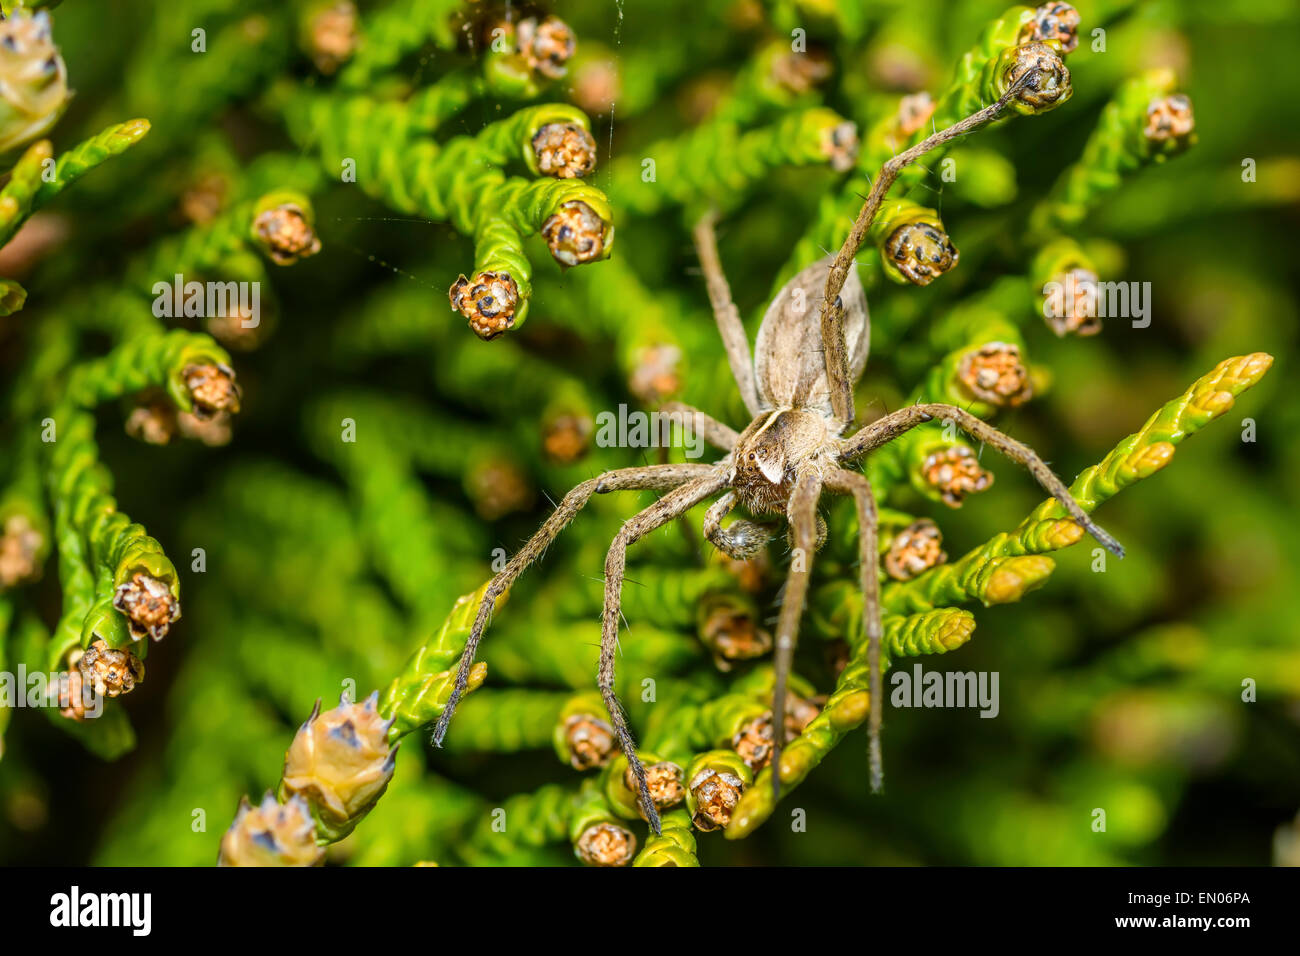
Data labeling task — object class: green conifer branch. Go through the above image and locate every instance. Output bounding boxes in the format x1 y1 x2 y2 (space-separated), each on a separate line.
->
31 118 151 208
1032 68 1195 237
611 106 858 217
335 0 463 89
379 583 497 741
883 352 1273 616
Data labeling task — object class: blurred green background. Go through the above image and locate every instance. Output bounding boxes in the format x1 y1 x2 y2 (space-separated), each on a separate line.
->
1 0 1298 865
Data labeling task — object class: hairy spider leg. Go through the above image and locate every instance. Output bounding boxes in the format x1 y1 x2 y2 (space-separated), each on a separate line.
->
839 403 1124 559
659 401 740 451
694 214 762 417
816 85 1028 422
775 74 1074 800
432 463 718 748
824 467 885 793
769 469 824 802
600 470 730 831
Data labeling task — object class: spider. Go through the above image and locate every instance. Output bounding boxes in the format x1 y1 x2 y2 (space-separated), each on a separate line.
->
434 73 1124 834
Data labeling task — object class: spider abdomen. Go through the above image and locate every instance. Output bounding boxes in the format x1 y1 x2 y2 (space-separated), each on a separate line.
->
752 257 869 420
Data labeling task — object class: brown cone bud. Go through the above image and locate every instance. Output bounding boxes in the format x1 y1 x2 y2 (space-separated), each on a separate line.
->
179 172 228 226
465 457 534 520
720 549 770 594
306 2 358 74
1043 267 1102 337
958 342 1034 407
699 596 773 670
177 409 234 446
281 691 397 833
0 10 69 153
1021 3 1080 54
624 760 685 814
542 412 594 464
1000 42 1071 113
125 398 178 446
689 767 745 831
733 694 820 771
1144 93 1194 145
219 793 324 867
883 220 958 285
575 822 636 866
922 446 994 507
563 713 616 770
820 120 859 172
515 16 575 80
733 714 775 772
253 203 321 266
896 91 936 138
77 639 145 698
783 693 821 737
628 343 683 402
56 668 88 721
542 200 607 266
449 270 520 339
206 302 267 352
0 513 44 588
884 519 947 581
531 122 596 179
112 572 180 642
182 363 242 420
770 47 832 94
571 57 619 115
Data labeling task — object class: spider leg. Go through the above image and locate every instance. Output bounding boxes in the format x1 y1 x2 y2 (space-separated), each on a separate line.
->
693 213 762 417
703 491 771 561
819 88 1021 320
825 467 885 794
601 469 730 832
771 468 824 804
814 88 1025 426
839 403 1125 558
821 292 856 427
659 401 740 451
432 462 719 748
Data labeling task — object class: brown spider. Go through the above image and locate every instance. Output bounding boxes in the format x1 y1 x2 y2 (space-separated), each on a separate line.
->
434 75 1124 833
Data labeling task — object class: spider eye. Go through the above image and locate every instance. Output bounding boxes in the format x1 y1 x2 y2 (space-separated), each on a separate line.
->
747 453 755 461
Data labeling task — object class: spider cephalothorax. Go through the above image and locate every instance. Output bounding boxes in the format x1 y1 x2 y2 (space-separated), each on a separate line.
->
731 408 832 515
433 69 1123 833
